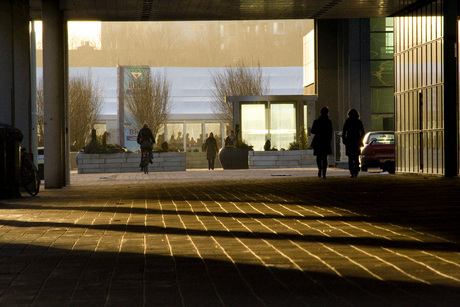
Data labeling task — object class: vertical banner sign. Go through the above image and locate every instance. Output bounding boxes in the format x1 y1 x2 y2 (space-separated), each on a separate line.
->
118 65 150 152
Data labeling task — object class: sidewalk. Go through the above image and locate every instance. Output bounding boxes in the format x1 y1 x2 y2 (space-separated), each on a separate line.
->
68 167 356 185
0 168 459 306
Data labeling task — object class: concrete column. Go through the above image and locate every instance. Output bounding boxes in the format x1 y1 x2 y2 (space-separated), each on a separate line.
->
317 19 371 134
0 0 31 140
316 19 339 129
0 1 14 125
443 0 459 177
12 0 32 149
42 0 65 188
64 23 70 185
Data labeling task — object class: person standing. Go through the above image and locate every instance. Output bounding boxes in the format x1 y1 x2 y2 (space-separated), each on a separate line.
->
225 130 235 147
311 107 333 178
137 123 155 165
342 109 365 178
204 132 219 170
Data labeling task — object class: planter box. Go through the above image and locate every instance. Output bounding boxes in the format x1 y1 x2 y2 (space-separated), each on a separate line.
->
219 147 249 169
249 150 316 169
77 152 186 174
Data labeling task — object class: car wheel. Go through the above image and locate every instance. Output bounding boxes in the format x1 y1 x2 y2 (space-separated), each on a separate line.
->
361 165 368 172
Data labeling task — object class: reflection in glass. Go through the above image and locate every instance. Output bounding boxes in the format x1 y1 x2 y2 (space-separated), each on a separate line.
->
371 88 394 113
371 60 394 86
371 114 394 131
185 123 202 152
270 104 296 150
370 33 394 59
167 123 184 151
242 104 266 150
303 105 308 130
156 125 165 143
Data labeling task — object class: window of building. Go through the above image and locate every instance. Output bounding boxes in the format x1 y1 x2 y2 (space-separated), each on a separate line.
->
241 104 267 150
228 24 236 36
304 105 308 130
241 102 296 151
166 123 184 151
270 103 296 150
303 30 315 87
185 123 202 152
370 18 395 133
274 22 285 35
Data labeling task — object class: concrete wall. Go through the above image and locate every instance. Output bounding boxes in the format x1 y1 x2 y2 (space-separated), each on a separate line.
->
77 152 186 173
316 19 371 134
249 150 316 169
186 151 222 169
76 150 318 172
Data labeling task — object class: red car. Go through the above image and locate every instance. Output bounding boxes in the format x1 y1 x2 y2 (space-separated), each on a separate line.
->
360 132 395 173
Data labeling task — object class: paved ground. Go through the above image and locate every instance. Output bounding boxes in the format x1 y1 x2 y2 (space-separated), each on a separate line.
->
0 168 459 306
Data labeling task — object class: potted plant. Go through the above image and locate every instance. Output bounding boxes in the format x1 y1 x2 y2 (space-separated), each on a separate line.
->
219 139 252 169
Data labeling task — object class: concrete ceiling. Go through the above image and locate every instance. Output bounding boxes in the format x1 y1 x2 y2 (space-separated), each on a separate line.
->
29 0 425 21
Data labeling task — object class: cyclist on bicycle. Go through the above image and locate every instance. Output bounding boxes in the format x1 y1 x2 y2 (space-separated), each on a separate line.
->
137 123 155 165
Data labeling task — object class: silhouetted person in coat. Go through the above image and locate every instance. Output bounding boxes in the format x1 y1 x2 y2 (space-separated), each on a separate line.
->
311 107 333 178
204 132 219 170
342 109 365 178
225 130 235 147
137 123 155 165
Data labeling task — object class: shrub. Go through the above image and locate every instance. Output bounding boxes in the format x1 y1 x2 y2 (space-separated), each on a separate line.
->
84 129 128 153
154 141 180 152
235 139 253 151
288 141 300 150
288 126 309 150
299 126 309 150
84 129 101 154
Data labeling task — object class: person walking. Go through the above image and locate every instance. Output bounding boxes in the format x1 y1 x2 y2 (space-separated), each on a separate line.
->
342 109 365 178
137 123 155 165
204 132 219 170
311 107 333 178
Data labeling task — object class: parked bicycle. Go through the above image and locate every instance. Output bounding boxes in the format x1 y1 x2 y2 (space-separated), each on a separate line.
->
21 148 40 196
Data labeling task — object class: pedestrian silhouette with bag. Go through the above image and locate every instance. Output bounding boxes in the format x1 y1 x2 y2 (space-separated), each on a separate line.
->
342 109 365 178
311 107 333 178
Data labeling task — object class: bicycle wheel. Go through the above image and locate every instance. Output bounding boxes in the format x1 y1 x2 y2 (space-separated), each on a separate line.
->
141 153 149 174
22 158 40 196
142 159 149 174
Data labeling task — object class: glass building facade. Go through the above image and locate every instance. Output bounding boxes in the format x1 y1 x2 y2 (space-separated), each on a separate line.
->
229 95 317 151
394 0 458 175
241 102 297 151
160 120 227 152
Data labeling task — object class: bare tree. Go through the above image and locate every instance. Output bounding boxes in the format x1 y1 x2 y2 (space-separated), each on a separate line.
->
210 61 270 124
125 70 171 138
69 75 104 151
36 75 103 150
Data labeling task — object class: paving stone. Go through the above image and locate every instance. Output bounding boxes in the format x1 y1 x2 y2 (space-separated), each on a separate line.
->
0 169 459 306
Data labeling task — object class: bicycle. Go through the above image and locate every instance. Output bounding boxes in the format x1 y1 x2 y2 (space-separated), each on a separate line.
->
140 150 150 174
20 148 40 196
